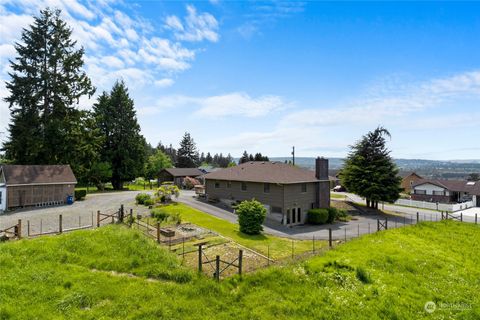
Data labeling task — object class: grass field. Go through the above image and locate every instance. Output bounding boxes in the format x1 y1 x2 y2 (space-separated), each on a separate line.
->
1 221 479 319
158 202 324 259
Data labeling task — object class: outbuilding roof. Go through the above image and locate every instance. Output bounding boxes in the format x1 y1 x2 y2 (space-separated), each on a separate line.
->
1 165 77 186
162 168 204 177
204 161 322 184
412 179 480 195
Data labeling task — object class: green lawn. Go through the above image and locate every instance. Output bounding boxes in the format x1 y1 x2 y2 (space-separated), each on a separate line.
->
330 192 347 199
1 221 479 319
159 202 322 259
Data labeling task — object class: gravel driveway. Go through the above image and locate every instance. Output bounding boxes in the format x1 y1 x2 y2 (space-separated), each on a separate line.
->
0 190 153 236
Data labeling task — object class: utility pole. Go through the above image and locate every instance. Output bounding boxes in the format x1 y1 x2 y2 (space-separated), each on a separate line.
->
292 146 295 165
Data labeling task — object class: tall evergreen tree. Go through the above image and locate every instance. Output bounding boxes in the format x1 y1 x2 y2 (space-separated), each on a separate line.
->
3 8 95 164
239 151 250 164
341 127 402 209
205 152 213 164
93 80 146 190
176 132 199 168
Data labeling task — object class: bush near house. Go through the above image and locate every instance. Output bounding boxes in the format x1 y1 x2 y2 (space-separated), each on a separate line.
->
237 199 267 235
135 193 151 205
307 208 329 224
74 189 87 201
308 208 349 224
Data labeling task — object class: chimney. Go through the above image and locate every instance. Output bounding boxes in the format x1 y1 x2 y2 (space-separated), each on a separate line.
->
315 157 328 180
315 156 330 209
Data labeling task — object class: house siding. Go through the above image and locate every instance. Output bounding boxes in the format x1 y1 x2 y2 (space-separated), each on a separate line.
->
205 180 284 210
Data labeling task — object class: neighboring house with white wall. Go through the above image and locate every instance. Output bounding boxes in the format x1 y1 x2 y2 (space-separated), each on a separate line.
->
411 179 480 206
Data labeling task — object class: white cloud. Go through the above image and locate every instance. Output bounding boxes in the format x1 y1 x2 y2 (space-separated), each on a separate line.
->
195 92 288 118
154 78 174 88
280 70 480 129
142 92 288 118
166 5 219 42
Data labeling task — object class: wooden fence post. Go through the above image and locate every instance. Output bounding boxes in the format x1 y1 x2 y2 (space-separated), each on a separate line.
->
59 215 63 234
198 245 203 273
291 240 294 258
215 255 220 281
27 220 30 237
385 218 388 230
416 212 419 223
475 214 478 225
156 222 160 243
312 235 315 253
328 228 332 247
267 245 270 266
377 219 380 231
97 210 101 227
238 250 243 276
357 224 360 237
460 213 463 222
17 219 22 239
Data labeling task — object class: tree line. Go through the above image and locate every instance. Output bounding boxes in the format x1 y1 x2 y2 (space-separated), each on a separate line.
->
0 8 267 190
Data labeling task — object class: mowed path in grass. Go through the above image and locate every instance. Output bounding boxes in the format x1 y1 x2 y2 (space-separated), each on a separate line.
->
160 202 325 259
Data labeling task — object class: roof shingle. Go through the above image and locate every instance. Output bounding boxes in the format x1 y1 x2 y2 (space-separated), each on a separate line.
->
1 165 77 185
204 161 322 184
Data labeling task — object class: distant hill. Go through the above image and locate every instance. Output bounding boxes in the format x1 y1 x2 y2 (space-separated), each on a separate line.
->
268 157 480 179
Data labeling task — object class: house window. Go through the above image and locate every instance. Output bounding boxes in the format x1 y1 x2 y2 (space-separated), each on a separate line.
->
414 189 426 195
301 183 307 193
241 182 247 191
214 181 220 188
433 191 445 196
264 183 270 193
227 181 232 188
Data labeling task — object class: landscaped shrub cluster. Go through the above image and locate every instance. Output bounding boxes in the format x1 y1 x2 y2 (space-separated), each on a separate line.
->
237 199 267 235
150 208 181 225
135 193 151 205
308 207 348 225
307 209 329 224
74 189 87 201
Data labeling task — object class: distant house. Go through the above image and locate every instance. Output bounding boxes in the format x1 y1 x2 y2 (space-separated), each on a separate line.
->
204 157 330 226
400 172 423 193
158 168 204 187
0 165 77 212
411 179 480 206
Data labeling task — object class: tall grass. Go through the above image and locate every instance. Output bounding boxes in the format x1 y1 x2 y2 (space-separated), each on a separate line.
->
0 221 479 319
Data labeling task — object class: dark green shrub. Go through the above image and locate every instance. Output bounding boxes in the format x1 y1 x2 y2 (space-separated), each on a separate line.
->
74 190 87 201
135 193 151 205
144 198 155 206
237 199 267 235
327 207 338 224
307 209 329 224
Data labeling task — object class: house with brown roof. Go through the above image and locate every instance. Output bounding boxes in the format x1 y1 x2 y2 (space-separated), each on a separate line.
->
411 179 480 206
0 165 77 212
204 157 330 226
400 172 423 193
158 168 204 187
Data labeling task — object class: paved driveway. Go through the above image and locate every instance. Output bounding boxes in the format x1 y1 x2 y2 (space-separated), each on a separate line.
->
0 191 152 235
177 191 419 240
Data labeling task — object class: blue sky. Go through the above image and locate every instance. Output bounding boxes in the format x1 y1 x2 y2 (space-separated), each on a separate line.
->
1 1 480 160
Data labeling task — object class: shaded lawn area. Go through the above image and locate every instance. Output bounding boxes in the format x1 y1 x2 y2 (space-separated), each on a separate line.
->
159 202 326 259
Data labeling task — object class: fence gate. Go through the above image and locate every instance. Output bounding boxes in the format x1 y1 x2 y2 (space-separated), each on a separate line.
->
0 220 22 239
196 243 243 281
442 212 463 222
377 218 388 231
